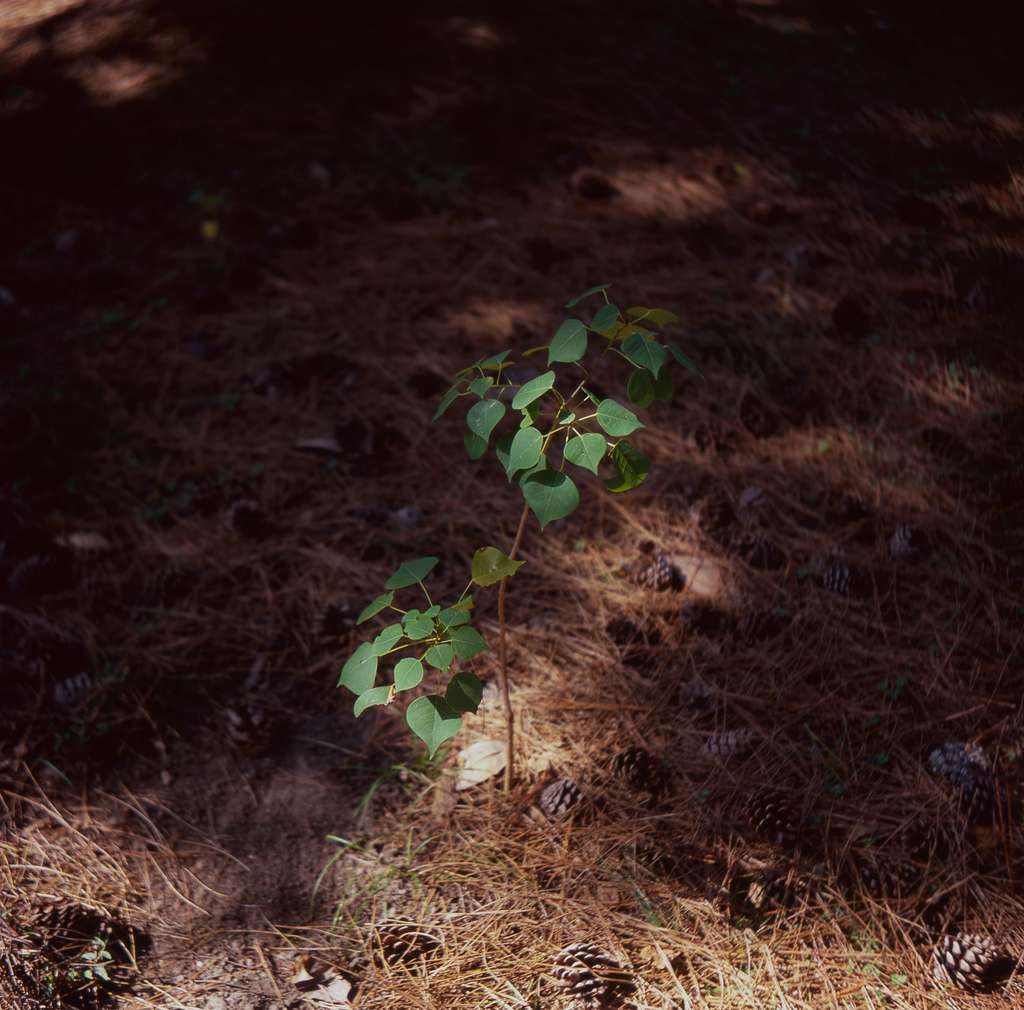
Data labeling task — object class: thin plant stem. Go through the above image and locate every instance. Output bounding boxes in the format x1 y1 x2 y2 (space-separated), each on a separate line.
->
498 502 531 791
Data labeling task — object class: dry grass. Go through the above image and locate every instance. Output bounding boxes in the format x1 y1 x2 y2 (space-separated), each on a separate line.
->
3 1 1024 1009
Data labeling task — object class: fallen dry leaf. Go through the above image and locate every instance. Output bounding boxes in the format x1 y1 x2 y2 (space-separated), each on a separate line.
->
455 738 506 791
294 436 340 455
57 531 112 551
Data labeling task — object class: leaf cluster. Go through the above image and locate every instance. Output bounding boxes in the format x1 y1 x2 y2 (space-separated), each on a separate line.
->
433 284 696 527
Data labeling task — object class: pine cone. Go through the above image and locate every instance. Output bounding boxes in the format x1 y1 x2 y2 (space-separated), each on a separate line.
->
929 742 998 815
624 552 684 592
931 933 1014 992
552 943 636 1008
745 865 816 912
703 728 756 758
746 792 799 845
610 746 665 798
373 921 441 964
821 559 852 595
842 851 919 897
540 778 585 820
889 523 926 561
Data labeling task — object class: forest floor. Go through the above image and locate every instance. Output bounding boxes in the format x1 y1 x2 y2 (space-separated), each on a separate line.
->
2 1 1023 1008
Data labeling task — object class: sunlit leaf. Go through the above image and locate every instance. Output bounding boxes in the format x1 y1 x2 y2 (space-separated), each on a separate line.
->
471 546 526 587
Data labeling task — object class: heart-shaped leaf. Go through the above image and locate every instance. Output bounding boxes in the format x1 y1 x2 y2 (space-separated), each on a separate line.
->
522 469 580 529
394 657 424 691
466 399 506 443
450 625 489 659
626 369 655 407
471 546 526 587
445 671 483 714
511 370 556 410
371 623 404 655
506 427 543 477
548 318 587 364
563 433 606 475
596 399 644 437
406 695 462 756
590 303 620 335
622 332 667 378
424 643 455 671
465 430 488 459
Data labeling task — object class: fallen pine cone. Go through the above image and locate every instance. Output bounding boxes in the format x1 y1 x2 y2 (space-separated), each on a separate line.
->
552 942 636 1008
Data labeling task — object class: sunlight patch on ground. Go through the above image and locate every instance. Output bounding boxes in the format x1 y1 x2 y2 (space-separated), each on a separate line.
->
614 166 729 222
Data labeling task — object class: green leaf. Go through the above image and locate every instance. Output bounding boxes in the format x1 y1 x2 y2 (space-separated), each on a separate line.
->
446 671 483 714
406 695 462 756
424 604 441 618
385 556 439 589
522 469 580 529
519 403 540 428
507 427 543 476
494 431 514 473
433 386 461 421
339 642 378 694
354 685 392 717
403 612 434 640
590 303 620 335
548 318 587 364
596 398 644 437
622 332 667 378
605 442 650 493
372 623 404 655
466 399 506 444
438 605 471 628
626 369 655 408
450 624 489 659
478 350 511 370
556 408 575 425
469 376 493 398
357 591 394 625
667 341 702 377
564 432 606 475
511 370 556 410
465 431 488 459
653 368 674 402
565 283 611 308
471 546 526 587
516 453 547 485
394 657 424 691
626 306 680 326
424 642 455 670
